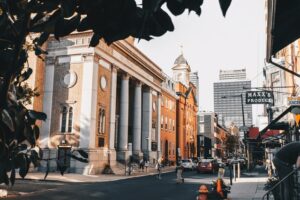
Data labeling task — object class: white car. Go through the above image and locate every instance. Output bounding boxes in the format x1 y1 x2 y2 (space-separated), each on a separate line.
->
181 159 196 170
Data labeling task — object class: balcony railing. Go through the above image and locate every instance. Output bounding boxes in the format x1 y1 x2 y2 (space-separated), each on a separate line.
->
262 167 300 200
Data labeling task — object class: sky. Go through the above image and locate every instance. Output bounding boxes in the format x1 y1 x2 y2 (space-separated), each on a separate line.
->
136 0 266 116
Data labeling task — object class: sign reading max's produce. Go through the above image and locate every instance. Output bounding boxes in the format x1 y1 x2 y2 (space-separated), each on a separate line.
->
246 91 274 104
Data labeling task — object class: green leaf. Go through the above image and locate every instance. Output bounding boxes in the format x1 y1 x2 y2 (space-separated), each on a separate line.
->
54 13 80 39
10 167 15 186
74 149 88 159
30 9 62 33
16 68 33 83
69 154 88 163
219 0 232 17
61 0 77 18
77 17 92 32
34 32 50 46
1 109 15 132
33 125 40 140
89 33 101 47
142 0 165 12
27 110 47 121
166 0 185 16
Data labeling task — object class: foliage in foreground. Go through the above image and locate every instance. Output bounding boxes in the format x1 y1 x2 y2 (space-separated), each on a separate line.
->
0 0 232 185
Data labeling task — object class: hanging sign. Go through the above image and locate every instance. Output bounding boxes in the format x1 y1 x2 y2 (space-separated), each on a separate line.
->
246 91 274 104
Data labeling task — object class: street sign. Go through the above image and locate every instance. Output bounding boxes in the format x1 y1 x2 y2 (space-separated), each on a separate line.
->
288 96 300 105
245 91 274 104
239 126 249 132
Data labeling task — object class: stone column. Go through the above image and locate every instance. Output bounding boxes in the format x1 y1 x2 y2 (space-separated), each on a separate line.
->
142 87 152 155
118 73 129 151
40 57 55 148
133 81 142 155
109 67 117 150
80 55 98 149
156 93 161 158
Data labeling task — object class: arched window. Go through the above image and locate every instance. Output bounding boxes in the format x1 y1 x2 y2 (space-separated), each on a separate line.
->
98 108 106 134
68 107 73 132
101 109 105 133
61 106 67 133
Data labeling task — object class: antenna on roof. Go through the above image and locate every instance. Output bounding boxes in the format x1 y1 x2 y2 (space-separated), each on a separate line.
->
180 44 183 55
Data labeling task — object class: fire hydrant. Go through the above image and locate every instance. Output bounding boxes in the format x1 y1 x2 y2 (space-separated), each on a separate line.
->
196 185 208 200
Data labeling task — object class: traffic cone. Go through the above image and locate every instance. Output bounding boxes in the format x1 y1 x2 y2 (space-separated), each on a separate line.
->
197 185 208 200
216 178 224 198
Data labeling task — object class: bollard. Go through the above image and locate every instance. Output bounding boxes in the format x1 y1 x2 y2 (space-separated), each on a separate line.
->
229 164 233 185
233 163 236 182
238 162 240 179
197 185 208 200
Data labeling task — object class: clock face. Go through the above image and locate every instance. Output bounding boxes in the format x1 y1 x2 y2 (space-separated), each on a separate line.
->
62 71 77 88
100 76 107 90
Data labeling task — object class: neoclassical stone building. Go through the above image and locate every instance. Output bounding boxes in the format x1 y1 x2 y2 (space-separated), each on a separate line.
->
29 32 164 174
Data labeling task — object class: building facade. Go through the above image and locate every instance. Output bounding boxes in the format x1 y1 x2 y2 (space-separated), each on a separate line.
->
214 69 253 135
160 74 177 164
30 32 165 174
172 53 198 159
190 71 199 104
198 111 214 158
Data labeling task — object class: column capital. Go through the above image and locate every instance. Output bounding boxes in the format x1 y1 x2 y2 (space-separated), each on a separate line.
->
122 73 130 80
111 65 118 73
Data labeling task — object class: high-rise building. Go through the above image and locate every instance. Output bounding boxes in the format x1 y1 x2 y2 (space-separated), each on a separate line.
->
214 69 253 134
190 71 199 104
219 69 246 80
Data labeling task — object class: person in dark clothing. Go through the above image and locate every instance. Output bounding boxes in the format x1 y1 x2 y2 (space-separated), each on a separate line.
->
272 142 300 200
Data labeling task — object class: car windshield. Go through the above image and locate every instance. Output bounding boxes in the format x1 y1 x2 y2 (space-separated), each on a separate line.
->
181 160 189 163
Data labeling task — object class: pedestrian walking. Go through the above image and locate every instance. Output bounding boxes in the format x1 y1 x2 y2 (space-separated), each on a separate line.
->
156 160 162 180
145 160 149 172
176 165 184 184
272 142 300 200
139 158 145 172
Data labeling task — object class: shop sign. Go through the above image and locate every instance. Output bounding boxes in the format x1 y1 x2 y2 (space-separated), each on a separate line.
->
246 91 274 104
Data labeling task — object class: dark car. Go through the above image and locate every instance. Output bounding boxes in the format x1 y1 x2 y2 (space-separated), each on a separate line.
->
197 159 219 174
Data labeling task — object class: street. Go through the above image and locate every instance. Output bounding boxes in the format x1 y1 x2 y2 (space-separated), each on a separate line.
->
8 171 219 200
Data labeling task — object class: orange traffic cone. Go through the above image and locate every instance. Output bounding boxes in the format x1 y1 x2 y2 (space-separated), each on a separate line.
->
216 178 224 198
197 185 208 200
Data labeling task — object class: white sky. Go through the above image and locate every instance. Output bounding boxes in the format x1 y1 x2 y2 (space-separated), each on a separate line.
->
136 0 266 115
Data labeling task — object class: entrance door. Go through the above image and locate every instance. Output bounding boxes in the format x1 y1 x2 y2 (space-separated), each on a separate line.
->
164 140 169 161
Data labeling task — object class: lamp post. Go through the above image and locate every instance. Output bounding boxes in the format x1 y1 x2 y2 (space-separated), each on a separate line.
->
221 94 250 170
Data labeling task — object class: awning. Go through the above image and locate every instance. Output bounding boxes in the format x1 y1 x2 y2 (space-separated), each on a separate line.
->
259 106 292 136
266 0 300 59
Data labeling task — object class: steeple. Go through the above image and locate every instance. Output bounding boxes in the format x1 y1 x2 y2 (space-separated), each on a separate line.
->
172 47 191 86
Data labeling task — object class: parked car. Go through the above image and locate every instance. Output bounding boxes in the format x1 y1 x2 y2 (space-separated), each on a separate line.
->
197 159 219 174
181 159 196 170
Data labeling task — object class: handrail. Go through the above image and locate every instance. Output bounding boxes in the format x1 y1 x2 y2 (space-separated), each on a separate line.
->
262 167 299 199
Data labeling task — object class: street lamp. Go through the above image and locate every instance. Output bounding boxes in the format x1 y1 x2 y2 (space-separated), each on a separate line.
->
221 94 250 170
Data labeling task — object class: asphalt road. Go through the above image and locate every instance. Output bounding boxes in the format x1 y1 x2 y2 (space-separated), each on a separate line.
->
8 171 220 200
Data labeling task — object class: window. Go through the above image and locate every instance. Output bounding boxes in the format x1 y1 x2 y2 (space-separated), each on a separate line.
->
61 106 67 133
169 119 172 130
98 108 106 134
161 117 164 129
199 115 204 122
68 107 73 132
173 120 175 131
165 117 168 129
60 106 73 133
200 124 204 133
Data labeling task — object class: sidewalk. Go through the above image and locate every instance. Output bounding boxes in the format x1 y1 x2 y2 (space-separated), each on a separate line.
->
226 168 268 200
15 166 176 183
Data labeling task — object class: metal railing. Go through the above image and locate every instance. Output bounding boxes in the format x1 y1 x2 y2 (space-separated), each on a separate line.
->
262 168 300 200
